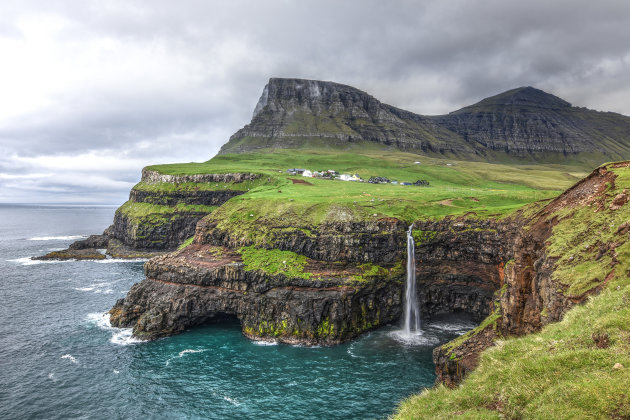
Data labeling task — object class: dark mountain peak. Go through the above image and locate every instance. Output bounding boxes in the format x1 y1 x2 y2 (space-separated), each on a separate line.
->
252 77 377 118
456 86 571 112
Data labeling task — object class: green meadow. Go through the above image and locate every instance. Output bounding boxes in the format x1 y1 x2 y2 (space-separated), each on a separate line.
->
147 148 586 223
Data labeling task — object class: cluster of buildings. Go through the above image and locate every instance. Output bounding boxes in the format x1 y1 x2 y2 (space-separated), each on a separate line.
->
287 168 362 181
286 168 429 186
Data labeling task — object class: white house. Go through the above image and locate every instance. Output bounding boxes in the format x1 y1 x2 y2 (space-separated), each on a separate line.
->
302 170 313 177
339 174 353 181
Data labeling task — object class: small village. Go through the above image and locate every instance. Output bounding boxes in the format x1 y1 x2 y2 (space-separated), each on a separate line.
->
286 168 430 186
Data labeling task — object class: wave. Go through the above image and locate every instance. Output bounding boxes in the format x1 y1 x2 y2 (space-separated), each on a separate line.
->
74 282 115 294
28 235 87 241
7 257 64 266
110 329 144 346
8 257 147 266
346 342 363 358
61 354 78 364
430 321 476 334
223 396 241 406
94 258 148 264
178 349 204 357
165 349 206 366
86 312 145 346
252 340 278 346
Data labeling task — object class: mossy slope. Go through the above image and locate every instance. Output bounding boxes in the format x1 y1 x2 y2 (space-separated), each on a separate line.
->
394 162 630 419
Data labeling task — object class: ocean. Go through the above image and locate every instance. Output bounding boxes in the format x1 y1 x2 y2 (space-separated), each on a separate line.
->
0 204 475 419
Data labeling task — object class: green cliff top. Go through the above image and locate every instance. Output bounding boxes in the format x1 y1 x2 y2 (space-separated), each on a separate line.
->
145 148 582 226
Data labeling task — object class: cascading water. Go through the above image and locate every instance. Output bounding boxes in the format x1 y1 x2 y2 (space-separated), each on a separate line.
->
402 224 421 335
390 224 424 344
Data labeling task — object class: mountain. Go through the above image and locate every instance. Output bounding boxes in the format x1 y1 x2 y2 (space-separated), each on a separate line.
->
220 78 471 156
436 86 630 159
219 78 630 165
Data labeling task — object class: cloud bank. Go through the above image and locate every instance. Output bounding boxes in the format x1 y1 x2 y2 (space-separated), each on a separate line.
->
1 0 629 203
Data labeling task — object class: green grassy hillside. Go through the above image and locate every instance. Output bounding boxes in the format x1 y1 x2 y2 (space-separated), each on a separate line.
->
394 163 630 419
147 149 582 225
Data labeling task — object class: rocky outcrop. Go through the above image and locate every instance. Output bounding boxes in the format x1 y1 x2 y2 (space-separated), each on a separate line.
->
219 78 630 163
35 170 263 260
433 162 630 387
110 244 403 344
196 216 408 264
140 169 260 184
413 217 521 322
432 320 499 388
110 208 519 345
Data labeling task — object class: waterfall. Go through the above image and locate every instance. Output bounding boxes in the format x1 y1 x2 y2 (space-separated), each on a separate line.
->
402 224 421 335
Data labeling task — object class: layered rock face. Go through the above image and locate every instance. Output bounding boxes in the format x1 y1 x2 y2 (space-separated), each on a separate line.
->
220 78 630 162
433 162 630 387
109 208 517 345
435 87 630 157
413 218 521 322
110 171 261 251
35 171 261 260
219 78 472 156
110 244 404 344
196 216 408 264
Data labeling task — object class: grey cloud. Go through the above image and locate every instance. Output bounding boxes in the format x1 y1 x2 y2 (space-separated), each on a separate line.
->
1 0 630 203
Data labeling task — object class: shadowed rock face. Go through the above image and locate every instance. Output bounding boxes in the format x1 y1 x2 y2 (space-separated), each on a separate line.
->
196 216 408 264
109 214 519 345
433 162 630 387
109 244 404 345
435 87 610 155
414 218 521 322
220 78 630 161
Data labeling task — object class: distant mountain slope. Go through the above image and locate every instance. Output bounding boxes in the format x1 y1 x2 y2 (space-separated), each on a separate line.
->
219 78 630 164
435 86 630 158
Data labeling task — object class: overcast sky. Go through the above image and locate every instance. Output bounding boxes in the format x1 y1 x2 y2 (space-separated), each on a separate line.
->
1 0 630 204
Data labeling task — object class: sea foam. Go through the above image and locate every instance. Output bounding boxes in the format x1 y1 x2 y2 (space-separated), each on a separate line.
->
388 330 439 346
86 312 144 346
28 235 87 241
165 349 206 366
94 258 148 264
61 354 78 364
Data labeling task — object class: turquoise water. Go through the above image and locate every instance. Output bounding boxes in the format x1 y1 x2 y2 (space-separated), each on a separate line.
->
0 205 475 419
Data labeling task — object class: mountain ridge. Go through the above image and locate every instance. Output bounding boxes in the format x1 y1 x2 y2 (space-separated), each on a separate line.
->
219 78 630 165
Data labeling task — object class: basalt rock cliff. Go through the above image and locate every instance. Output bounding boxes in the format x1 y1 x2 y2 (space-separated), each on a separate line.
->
433 161 630 387
35 170 264 260
109 213 520 344
220 78 630 164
